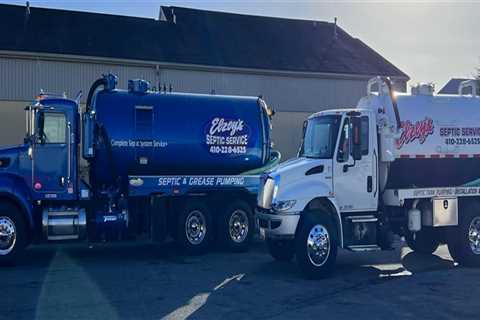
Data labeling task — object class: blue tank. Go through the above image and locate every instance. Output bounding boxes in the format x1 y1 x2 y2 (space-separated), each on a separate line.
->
86 77 272 188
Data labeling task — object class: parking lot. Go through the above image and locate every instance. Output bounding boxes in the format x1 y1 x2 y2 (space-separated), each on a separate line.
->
2 240 478 320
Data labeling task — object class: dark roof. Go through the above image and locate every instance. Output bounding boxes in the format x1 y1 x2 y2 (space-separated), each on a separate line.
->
0 4 408 78
438 78 472 94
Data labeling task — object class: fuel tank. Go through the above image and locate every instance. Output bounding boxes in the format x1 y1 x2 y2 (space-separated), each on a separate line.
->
87 79 272 188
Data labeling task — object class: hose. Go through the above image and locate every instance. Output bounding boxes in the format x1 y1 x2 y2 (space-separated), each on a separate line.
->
86 77 107 113
462 178 480 187
85 76 119 190
240 150 281 175
384 78 402 131
95 123 119 186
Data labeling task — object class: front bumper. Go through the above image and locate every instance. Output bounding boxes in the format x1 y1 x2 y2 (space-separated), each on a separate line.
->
255 207 300 239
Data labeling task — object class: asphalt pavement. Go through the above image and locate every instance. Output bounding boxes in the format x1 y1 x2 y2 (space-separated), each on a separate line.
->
2 240 478 320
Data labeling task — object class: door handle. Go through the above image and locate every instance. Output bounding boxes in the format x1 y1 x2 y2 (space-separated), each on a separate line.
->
367 176 373 192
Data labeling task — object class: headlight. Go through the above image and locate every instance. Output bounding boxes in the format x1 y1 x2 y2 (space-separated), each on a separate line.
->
258 176 276 209
272 200 297 212
273 184 279 201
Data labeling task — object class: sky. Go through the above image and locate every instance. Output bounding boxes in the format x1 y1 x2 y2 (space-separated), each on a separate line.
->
3 0 480 90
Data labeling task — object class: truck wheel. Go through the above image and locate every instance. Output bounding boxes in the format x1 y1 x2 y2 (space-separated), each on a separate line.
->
219 200 253 253
177 200 213 254
0 202 27 265
447 202 480 267
295 212 337 279
405 228 440 254
266 238 295 262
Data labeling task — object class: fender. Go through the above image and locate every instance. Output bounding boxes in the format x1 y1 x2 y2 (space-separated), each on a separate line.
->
276 178 344 247
275 177 333 213
0 173 34 230
305 196 344 249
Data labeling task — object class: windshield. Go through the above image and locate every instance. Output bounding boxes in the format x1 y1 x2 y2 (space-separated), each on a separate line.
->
300 115 341 159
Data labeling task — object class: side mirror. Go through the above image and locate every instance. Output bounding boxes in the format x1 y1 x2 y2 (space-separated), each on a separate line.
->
351 117 362 161
267 105 275 118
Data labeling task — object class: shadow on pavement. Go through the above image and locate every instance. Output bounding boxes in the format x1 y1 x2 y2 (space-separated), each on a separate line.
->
2 247 56 320
1 241 462 320
401 250 455 273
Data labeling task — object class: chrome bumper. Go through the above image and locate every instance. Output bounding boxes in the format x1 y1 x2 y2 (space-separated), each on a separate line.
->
255 207 300 239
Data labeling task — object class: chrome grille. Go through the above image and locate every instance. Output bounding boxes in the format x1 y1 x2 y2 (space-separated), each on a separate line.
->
257 177 275 209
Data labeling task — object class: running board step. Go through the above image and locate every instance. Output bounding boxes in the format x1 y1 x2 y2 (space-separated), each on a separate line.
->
345 215 378 223
347 244 381 252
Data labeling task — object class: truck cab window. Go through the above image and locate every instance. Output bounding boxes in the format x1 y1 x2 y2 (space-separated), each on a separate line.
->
337 116 368 162
41 113 66 144
300 115 341 159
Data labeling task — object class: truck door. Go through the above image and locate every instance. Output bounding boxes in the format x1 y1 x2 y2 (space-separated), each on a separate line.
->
33 110 70 196
333 114 378 212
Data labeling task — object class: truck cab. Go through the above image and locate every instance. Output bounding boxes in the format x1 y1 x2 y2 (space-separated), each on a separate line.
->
257 107 381 275
26 96 79 200
0 94 83 262
0 95 79 199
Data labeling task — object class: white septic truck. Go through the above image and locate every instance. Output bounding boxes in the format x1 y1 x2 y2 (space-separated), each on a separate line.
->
256 76 480 278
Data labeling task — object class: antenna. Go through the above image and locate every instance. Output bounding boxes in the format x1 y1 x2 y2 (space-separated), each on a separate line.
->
334 17 338 39
24 1 31 25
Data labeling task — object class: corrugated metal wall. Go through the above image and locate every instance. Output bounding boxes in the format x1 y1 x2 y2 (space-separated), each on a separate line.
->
0 57 156 102
0 56 401 111
0 55 407 159
160 69 369 112
0 101 27 145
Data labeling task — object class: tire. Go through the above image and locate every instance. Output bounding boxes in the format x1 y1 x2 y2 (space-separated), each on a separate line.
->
447 201 480 267
219 200 253 253
0 202 27 265
405 227 440 254
295 212 338 279
266 238 295 262
176 200 213 254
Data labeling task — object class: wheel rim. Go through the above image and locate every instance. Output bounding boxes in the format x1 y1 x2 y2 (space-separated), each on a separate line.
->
468 216 480 255
306 224 330 267
0 216 16 255
185 210 207 245
229 209 249 243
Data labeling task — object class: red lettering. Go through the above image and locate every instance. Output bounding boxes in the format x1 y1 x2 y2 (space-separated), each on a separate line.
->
396 117 434 149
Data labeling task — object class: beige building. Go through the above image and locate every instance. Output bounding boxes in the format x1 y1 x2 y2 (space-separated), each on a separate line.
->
0 4 408 159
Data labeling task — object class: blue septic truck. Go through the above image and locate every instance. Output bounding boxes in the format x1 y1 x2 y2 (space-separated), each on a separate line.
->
0 74 279 263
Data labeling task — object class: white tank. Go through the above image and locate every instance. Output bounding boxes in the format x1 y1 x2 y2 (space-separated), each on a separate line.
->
358 78 480 188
